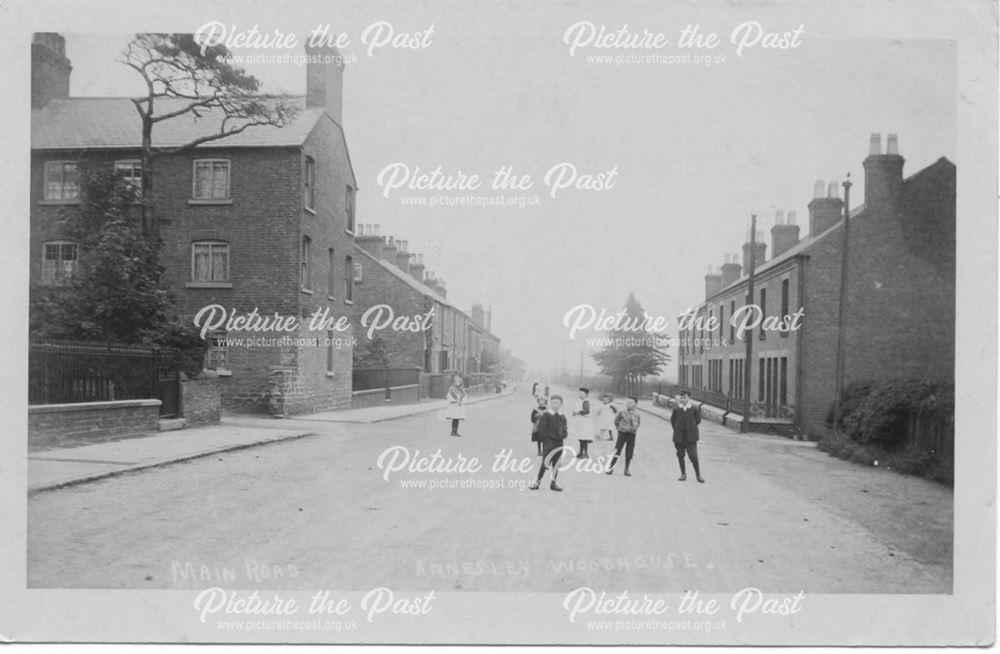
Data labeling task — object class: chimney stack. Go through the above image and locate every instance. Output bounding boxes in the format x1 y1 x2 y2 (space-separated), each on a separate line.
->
355 224 384 259
771 208 801 258
409 252 426 282
382 235 398 262
863 131 905 209
742 232 766 272
395 239 411 274
704 265 722 299
32 33 72 109
471 303 485 328
304 42 345 124
720 253 742 289
808 178 844 235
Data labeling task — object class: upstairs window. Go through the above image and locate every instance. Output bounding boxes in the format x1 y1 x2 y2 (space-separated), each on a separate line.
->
114 159 142 199
42 241 78 284
304 157 316 210
43 161 79 201
345 185 356 233
192 159 230 200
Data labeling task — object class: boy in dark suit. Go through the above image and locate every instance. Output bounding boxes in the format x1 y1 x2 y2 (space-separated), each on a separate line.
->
529 394 568 492
670 390 704 483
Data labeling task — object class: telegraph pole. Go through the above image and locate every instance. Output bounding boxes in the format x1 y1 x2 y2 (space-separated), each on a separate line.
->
834 174 853 420
741 214 758 433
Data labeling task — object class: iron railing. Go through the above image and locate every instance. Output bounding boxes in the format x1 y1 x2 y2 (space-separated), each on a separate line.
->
28 340 181 417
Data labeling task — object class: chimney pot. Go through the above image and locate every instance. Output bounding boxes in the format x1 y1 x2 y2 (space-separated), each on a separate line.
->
886 133 899 155
774 209 784 225
813 180 825 199
869 132 882 155
827 180 840 199
787 209 797 225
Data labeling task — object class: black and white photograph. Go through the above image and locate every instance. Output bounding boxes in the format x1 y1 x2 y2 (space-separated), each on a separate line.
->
1 0 996 646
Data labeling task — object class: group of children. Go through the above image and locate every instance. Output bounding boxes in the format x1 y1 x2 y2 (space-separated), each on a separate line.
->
527 384 704 491
527 386 644 491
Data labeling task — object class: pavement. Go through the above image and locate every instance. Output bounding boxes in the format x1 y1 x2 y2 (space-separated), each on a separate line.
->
27 389 513 493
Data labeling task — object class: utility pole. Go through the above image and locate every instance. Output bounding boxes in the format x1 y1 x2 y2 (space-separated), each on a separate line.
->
834 174 853 421
741 214 758 433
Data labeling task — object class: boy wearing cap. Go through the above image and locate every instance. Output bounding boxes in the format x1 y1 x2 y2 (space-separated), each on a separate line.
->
671 390 704 483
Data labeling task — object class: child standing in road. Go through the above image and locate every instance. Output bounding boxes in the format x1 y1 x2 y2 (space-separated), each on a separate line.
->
530 396 548 456
529 395 568 492
594 393 618 441
570 387 594 459
606 397 640 476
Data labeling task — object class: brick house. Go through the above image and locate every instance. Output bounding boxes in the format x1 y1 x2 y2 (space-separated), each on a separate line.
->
30 33 360 415
677 133 955 437
352 224 505 395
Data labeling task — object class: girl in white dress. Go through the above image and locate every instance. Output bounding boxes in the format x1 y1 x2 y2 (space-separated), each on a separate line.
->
444 375 467 437
594 393 618 441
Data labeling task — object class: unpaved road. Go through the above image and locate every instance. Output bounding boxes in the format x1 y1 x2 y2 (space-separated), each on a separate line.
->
27 391 952 592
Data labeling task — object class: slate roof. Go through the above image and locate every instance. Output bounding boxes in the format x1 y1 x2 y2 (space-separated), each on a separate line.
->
353 245 472 321
31 96 324 150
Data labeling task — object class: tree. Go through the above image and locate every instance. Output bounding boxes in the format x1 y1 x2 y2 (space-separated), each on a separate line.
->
119 33 297 241
29 163 207 373
591 293 671 397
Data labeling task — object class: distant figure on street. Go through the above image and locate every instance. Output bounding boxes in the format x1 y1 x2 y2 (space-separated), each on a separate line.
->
594 393 618 441
530 395 548 456
531 381 539 397
529 394 568 492
445 375 467 437
570 387 593 459
606 397 640 476
671 390 704 482
544 383 550 398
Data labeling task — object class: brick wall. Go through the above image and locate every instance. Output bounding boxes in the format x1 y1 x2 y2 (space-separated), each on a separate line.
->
352 247 429 370
28 399 161 450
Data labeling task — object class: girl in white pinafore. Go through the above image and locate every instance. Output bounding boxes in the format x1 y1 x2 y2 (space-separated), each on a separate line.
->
444 375 467 437
594 393 618 441
569 387 594 458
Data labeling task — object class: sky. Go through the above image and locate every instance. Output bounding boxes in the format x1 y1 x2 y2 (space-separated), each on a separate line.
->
61 8 956 380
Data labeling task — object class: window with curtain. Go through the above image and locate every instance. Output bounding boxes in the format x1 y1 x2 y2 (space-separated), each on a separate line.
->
43 161 79 201
192 242 229 282
42 241 78 283
192 160 230 200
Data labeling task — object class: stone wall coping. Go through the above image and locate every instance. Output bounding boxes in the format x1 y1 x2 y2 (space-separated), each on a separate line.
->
29 399 162 414
351 384 419 397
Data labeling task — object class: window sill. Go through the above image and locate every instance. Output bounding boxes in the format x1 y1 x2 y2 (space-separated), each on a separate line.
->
304 207 317 215
328 296 336 302
188 198 233 206
215 369 233 377
344 299 354 306
39 200 80 206
301 288 314 295
186 281 233 289
345 229 355 236
326 372 336 378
